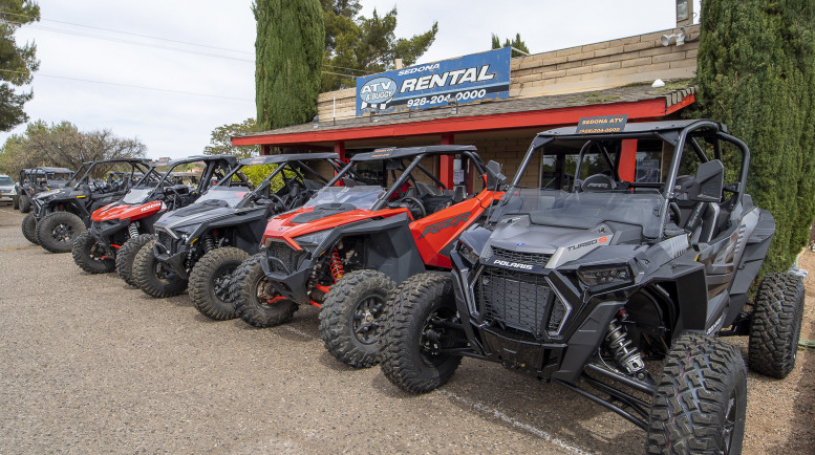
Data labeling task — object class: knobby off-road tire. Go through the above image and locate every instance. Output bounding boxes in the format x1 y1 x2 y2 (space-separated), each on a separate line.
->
116 234 155 286
132 239 187 298
748 272 805 379
380 273 462 394
646 333 746 455
21 213 38 244
19 195 30 213
36 211 85 253
12 195 19 210
71 231 114 273
234 253 298 328
190 247 249 320
319 270 395 368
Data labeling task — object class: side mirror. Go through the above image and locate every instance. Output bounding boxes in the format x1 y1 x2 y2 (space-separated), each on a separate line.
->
675 160 724 202
485 160 506 189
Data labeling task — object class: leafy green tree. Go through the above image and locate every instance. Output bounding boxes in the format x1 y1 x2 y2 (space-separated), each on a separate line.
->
203 118 260 159
254 0 324 131
0 120 146 176
321 2 438 91
694 0 815 272
0 0 40 131
492 33 530 57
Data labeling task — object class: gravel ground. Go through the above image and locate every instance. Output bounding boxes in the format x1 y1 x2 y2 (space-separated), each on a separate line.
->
0 205 813 455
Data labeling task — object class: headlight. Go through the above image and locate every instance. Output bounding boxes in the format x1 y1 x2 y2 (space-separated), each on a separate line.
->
294 230 331 249
577 264 633 286
457 241 480 263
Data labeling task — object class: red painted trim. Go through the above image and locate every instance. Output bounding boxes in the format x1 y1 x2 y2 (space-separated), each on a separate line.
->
232 98 671 146
619 140 637 182
334 141 346 162
665 93 695 115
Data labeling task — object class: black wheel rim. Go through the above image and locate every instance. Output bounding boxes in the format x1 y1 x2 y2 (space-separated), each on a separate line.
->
152 261 177 282
213 264 237 302
254 275 281 307
352 294 386 345
88 240 108 262
51 223 74 243
722 389 737 454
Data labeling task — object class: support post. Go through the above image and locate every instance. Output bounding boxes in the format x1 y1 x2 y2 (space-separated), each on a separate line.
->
439 134 455 189
619 140 638 182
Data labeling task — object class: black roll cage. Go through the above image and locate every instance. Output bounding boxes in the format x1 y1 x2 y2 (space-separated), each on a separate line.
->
507 120 751 239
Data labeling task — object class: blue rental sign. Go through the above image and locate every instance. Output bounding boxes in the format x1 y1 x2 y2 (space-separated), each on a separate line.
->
356 47 511 116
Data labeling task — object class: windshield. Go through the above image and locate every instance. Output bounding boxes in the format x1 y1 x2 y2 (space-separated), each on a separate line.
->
46 173 72 187
193 187 249 208
120 188 154 204
304 186 384 211
496 189 665 238
0 176 13 185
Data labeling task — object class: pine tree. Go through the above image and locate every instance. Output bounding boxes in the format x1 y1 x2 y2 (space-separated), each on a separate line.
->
491 33 530 57
321 2 438 91
254 0 324 131
0 0 40 132
695 0 815 272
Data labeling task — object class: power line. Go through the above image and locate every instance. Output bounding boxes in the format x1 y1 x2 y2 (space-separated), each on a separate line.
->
1 11 253 55
0 68 253 102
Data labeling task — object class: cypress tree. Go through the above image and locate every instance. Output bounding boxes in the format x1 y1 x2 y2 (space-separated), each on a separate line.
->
254 0 324 131
695 0 815 272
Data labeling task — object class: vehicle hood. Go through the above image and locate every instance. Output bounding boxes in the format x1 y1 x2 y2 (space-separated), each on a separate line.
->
91 200 165 222
263 205 407 248
153 199 259 237
484 215 616 268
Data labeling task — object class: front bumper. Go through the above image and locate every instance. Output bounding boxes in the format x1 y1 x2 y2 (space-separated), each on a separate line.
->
153 232 191 280
90 219 130 252
451 251 625 383
260 242 313 305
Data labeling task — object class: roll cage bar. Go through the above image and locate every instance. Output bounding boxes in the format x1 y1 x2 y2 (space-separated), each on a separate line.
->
508 119 751 239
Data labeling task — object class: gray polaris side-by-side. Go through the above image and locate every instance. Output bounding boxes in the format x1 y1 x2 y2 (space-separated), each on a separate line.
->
380 119 805 455
131 153 344 321
25 159 152 253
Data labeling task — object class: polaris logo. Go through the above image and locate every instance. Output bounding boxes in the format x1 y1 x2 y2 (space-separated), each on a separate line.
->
493 259 533 270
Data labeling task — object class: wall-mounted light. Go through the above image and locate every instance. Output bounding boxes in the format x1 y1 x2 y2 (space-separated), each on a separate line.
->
661 26 689 46
312 115 319 129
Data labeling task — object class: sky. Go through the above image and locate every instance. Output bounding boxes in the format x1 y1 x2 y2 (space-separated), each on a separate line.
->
1 0 698 160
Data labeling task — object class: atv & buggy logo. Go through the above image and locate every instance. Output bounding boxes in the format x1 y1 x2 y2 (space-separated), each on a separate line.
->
359 77 397 111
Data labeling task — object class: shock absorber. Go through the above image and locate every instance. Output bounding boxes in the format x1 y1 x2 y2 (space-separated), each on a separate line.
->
605 315 645 374
128 223 140 239
329 248 344 282
202 235 215 253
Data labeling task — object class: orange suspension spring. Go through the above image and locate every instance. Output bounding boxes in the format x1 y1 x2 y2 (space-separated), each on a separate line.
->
329 248 344 282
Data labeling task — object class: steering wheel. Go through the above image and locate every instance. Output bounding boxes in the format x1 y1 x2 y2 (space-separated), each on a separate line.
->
399 196 426 219
266 193 287 210
668 202 682 225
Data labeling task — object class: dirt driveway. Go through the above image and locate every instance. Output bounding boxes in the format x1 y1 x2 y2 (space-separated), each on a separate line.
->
0 206 812 454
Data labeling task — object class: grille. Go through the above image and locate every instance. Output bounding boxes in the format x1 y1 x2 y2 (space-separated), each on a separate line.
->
476 267 554 337
157 231 175 250
491 247 551 266
268 242 307 273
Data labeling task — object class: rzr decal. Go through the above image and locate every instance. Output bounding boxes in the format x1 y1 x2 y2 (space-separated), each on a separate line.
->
419 212 471 239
